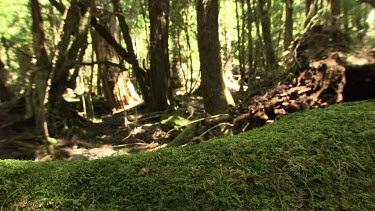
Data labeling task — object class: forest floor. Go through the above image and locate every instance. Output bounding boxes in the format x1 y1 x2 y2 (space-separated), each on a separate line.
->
1 101 374 210
42 109 177 161
0 96 208 161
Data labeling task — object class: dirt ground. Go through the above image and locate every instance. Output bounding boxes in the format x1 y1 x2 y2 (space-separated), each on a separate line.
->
0 96 207 161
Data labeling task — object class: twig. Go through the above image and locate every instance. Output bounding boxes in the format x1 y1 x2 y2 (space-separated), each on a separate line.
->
165 114 233 136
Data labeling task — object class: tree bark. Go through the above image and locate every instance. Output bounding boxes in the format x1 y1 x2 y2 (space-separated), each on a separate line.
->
47 0 91 135
343 0 349 31
327 0 341 30
92 14 121 110
149 0 173 111
258 0 277 70
49 0 89 108
91 16 150 105
284 0 293 50
235 0 246 90
112 0 150 104
246 0 254 88
30 0 51 137
197 0 234 115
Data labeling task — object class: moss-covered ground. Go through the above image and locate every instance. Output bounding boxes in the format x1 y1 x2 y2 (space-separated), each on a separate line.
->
0 101 374 210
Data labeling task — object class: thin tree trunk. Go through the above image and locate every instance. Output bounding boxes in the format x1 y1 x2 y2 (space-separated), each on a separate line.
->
253 0 264 74
197 0 234 115
149 0 173 111
183 11 196 95
49 0 90 107
327 0 341 30
235 0 246 90
246 0 254 89
223 28 233 73
258 0 277 70
343 0 349 31
112 0 150 104
30 0 51 139
284 0 294 50
47 0 91 135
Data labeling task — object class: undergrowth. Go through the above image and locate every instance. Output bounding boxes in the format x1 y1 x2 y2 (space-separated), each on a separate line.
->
0 101 374 210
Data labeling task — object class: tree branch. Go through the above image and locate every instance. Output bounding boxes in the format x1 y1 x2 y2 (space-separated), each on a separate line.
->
49 0 66 14
73 61 125 69
90 17 131 61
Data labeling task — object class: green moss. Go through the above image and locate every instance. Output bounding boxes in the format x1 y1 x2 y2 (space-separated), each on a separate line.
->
0 101 374 210
167 123 198 147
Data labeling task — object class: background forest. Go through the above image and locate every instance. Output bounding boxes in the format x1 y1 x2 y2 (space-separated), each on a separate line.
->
1 0 375 160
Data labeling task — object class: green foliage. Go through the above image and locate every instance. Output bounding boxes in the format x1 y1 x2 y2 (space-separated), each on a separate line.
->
0 0 31 42
0 101 374 210
0 0 32 88
167 123 198 147
161 115 190 128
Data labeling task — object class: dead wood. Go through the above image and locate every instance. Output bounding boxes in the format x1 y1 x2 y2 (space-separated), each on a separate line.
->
234 27 375 134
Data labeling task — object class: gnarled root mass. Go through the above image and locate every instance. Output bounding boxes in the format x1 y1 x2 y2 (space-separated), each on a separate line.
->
235 27 375 134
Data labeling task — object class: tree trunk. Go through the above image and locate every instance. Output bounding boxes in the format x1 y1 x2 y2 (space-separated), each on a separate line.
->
343 0 349 31
112 0 150 104
47 0 91 135
30 0 51 137
235 0 246 91
258 0 277 70
0 57 12 102
92 15 121 111
327 0 341 30
246 0 254 89
197 0 234 115
284 0 293 50
149 0 173 111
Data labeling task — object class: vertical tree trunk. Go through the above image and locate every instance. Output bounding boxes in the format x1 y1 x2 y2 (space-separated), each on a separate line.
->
284 0 293 50
327 0 341 30
49 0 90 108
149 0 173 111
47 0 91 135
343 0 349 31
92 15 121 110
0 57 12 102
197 0 234 115
30 0 51 138
246 0 254 89
183 11 197 95
223 28 233 73
258 0 277 70
235 0 246 90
